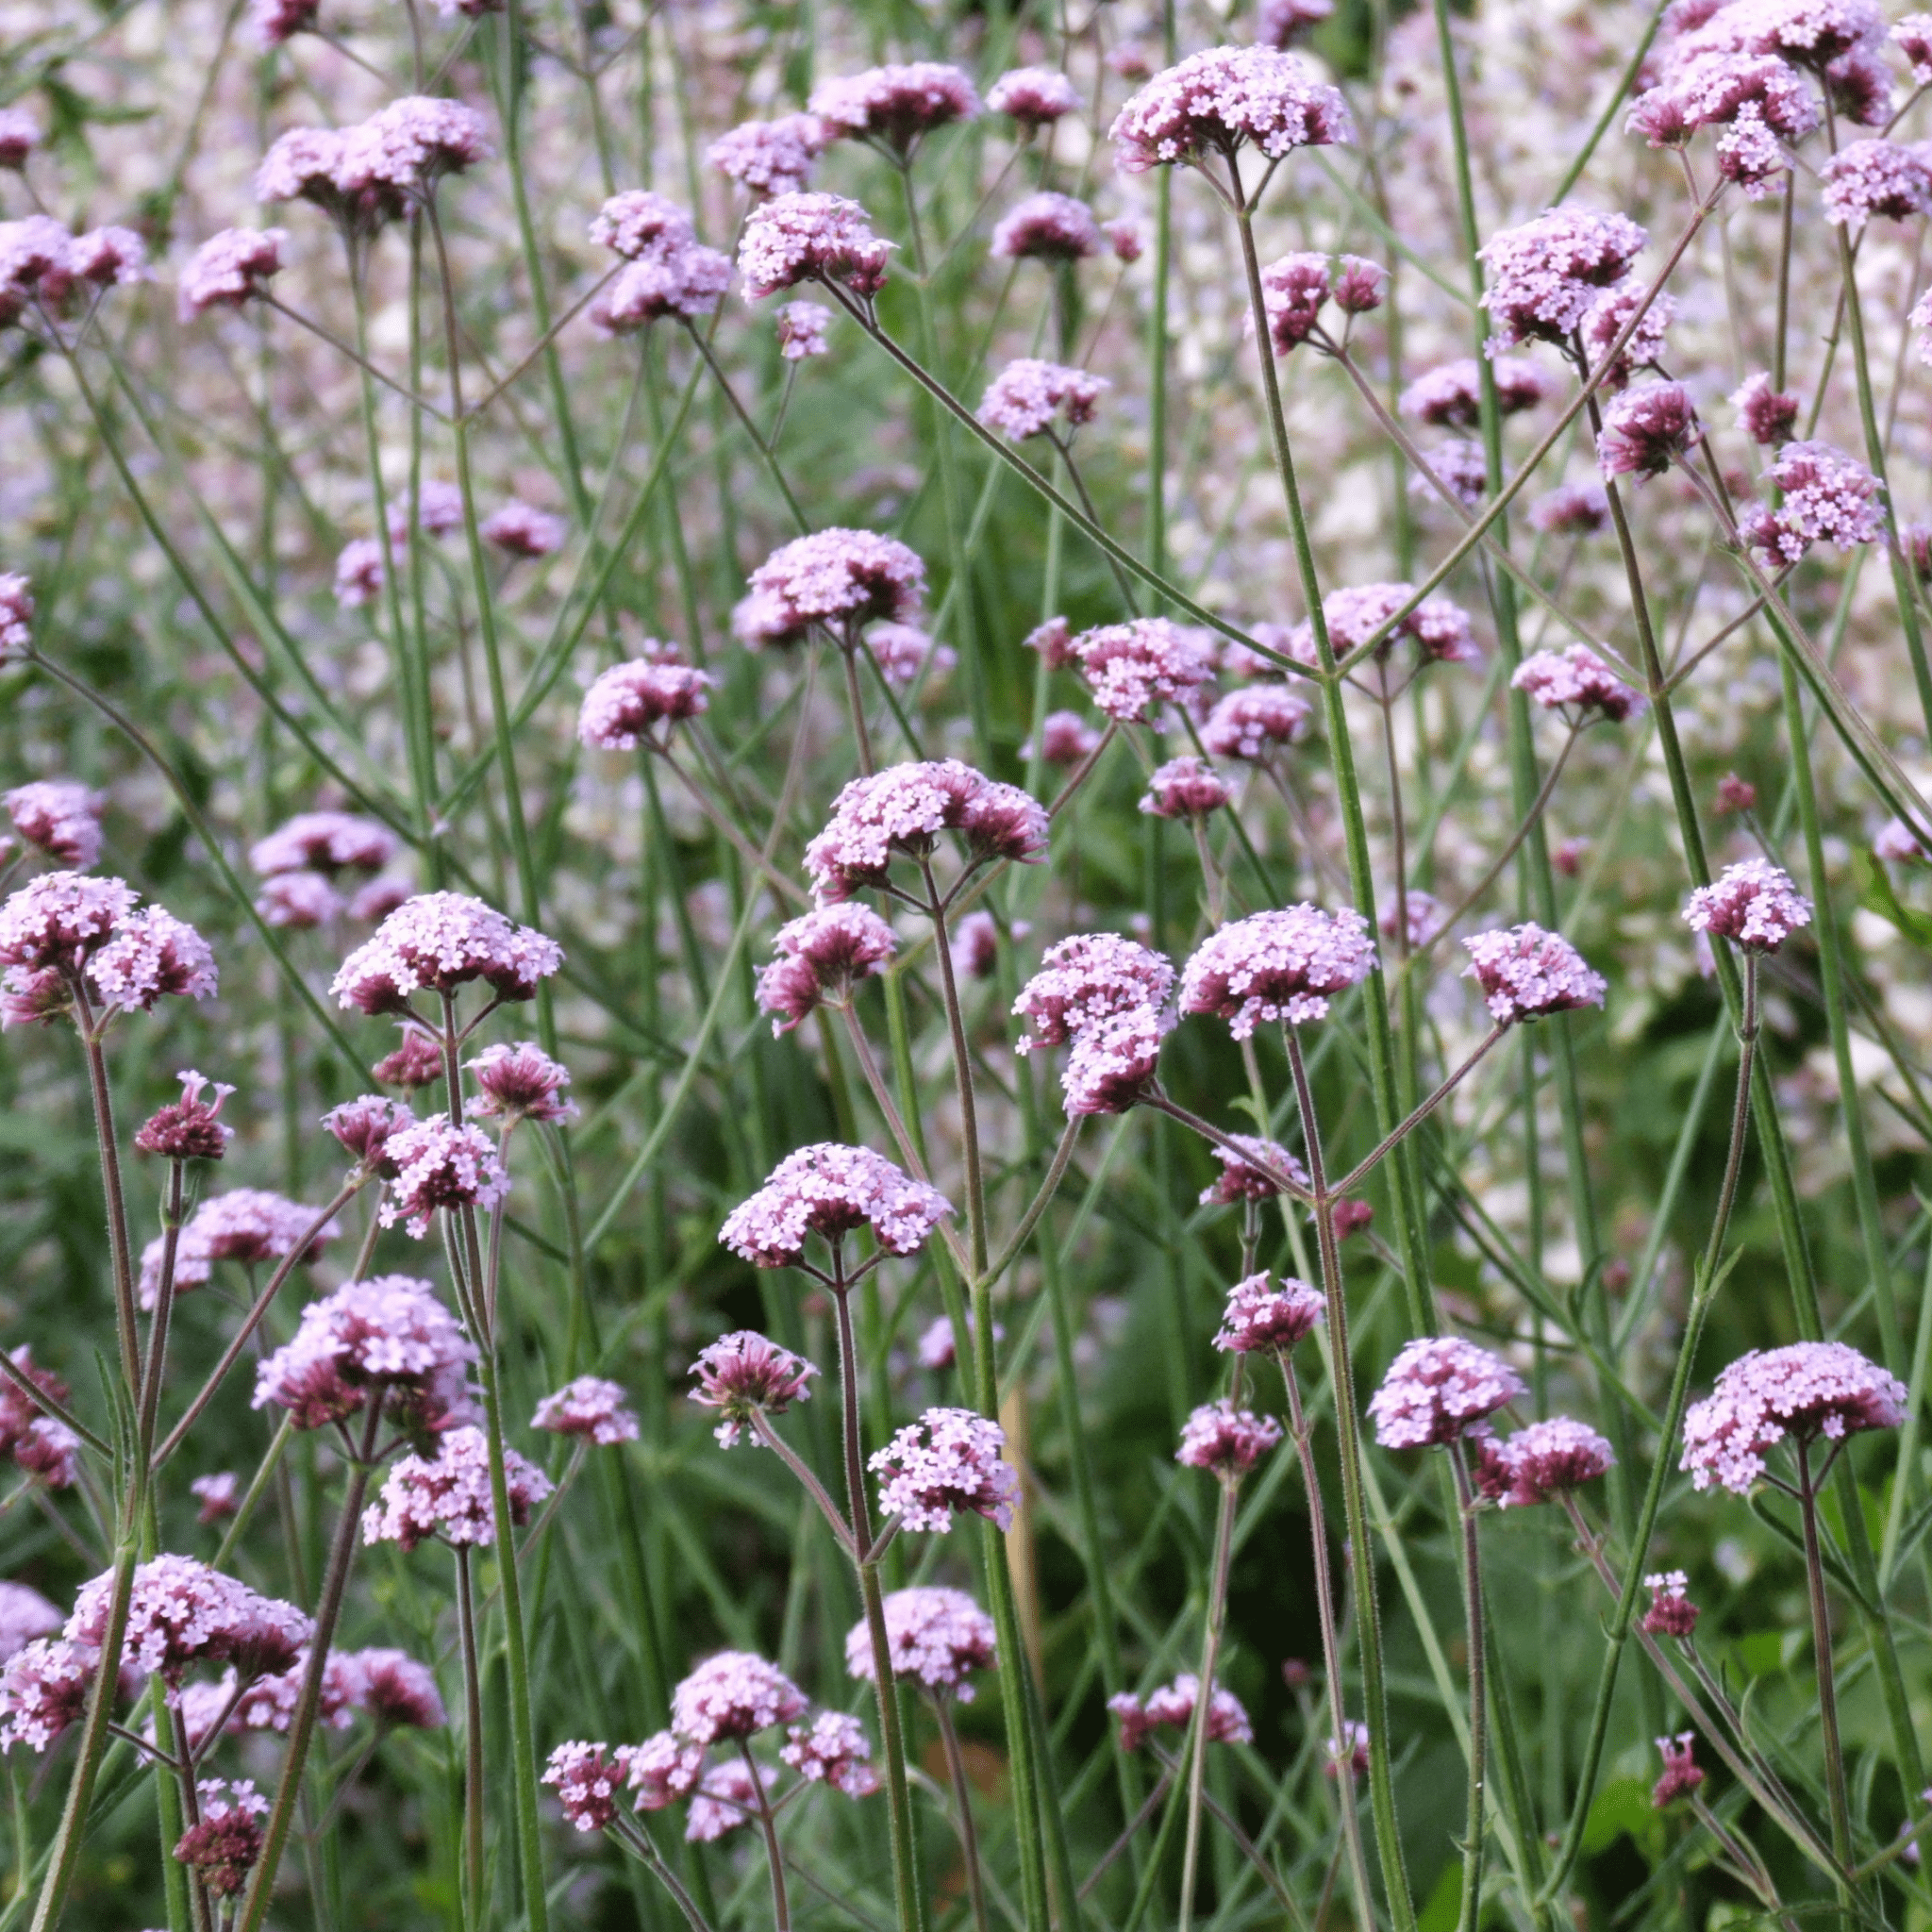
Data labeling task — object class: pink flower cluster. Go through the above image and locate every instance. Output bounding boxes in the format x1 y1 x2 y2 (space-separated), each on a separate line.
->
1652 1732 1704 1807
251 809 402 927
1065 617 1216 723
1732 371 1800 445
756 903 898 1035
1680 1341 1905 1492
72 1554 309 1682
1014 930 1176 1115
1478 208 1648 348
845 1586 997 1699
720 1143 954 1266
466 1041 575 1125
0 873 216 1029
362 1424 553 1549
733 526 925 648
674 1649 808 1742
1682 858 1812 952
808 63 981 149
708 115 833 199
1199 1136 1308 1205
0 215 145 328
870 1407 1020 1532
737 192 893 302
1109 1674 1253 1750
1400 357 1548 428
532 1375 639 1446
5 780 103 869
1740 440 1883 566
1595 380 1702 478
1109 45 1354 173
991 192 1103 261
1213 1271 1325 1354
379 1117 510 1235
0 1348 79 1489
178 227 285 319
978 358 1109 440
988 67 1081 125
781 1711 878 1795
1642 1570 1701 1638
332 891 562 1016
482 500 566 558
252 1274 475 1434
1179 904 1377 1036
1176 1399 1283 1476
1257 250 1386 352
1286 582 1477 668
578 654 713 750
1202 685 1311 759
1462 923 1607 1024
1140 756 1231 820
1511 645 1644 723
1367 1336 1525 1448
804 760 1046 901
138 1188 338 1312
0 574 30 661
689 1330 820 1444
587 192 731 331
256 97 491 229
1473 1416 1615 1506
174 1778 269 1898
1821 138 1932 227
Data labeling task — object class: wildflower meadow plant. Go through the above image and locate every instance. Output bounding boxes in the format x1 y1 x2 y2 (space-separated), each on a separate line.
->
8 0 1932 1927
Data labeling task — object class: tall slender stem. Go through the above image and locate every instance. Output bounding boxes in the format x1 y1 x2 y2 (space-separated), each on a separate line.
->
456 1545 485 1930
935 1699 991 1932
1449 1447 1488 1932
740 1739 791 1931
1797 1439 1857 1926
1175 1473 1237 1932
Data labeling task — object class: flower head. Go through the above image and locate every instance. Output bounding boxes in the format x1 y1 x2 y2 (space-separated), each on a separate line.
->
808 64 980 150
1028 710 1103 769
1681 1341 1904 1492
179 228 285 319
173 1779 268 1898
804 761 1045 901
734 527 924 649
991 192 1103 261
988 68 1082 126
1213 1271 1325 1353
1200 1136 1308 1205
1367 1337 1525 1448
481 501 566 558
846 1586 997 1699
1821 138 1932 226
1109 45 1354 173
1474 1416 1615 1506
1479 208 1648 348
775 301 831 359
545 1741 629 1832
0 575 30 661
1683 858 1812 952
687 1758 773 1841
135 1071 236 1161
708 116 833 198
1176 1399 1283 1477
871 1407 1019 1532
1400 357 1547 427
722 1144 953 1266
332 891 561 1015
978 358 1108 439
1652 1733 1704 1807
252 811 397 880
672 1651 807 1743
139 1189 338 1312
1529 484 1609 535
1595 380 1701 478
1014 932 1174 1047
756 903 898 1034
361 1424 551 1549
1732 370 1800 444
1110 1676 1252 1750
379 1119 509 1235
1462 924 1607 1024
466 1041 576 1124
71 1555 309 1681
1139 757 1231 820
1641 1570 1701 1638
689 1331 819 1445
591 244 732 331
358 1648 446 1726
0 1639 98 1751
533 1375 638 1446
1511 646 1643 723
577 657 712 750
5 782 102 869
191 1473 240 1524
1742 440 1883 564
322 1094 414 1178
738 192 893 300
1202 685 1311 759
1068 618 1216 723
0 872 134 975
1289 582 1478 667
781 1711 878 1795
1179 905 1376 1036
0 109 39 171
1580 279 1678 386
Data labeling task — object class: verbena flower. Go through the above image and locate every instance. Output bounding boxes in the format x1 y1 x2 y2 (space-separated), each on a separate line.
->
466 1041 577 1125
379 1119 510 1235
1179 904 1376 1036
1473 1415 1615 1506
737 192 893 301
481 501 566 558
70 1555 309 1681
1462 924 1607 1023
1652 1732 1704 1807
1110 1675 1252 1750
1109 45 1354 174
1478 208 1648 348
323 1094 415 1176
358 1648 446 1727
1400 356 1547 427
987 68 1081 125
545 1741 629 1831
252 811 397 879
1067 618 1216 722
0 574 31 660
1595 380 1701 478
135 1070 236 1161
721 1144 953 1266
1529 483 1608 535
0 109 40 171
1682 858 1812 951
5 781 102 869
977 358 1108 439
1176 1399 1283 1476
687 1757 773 1841
173 1778 268 1898
1732 370 1800 444
139 1188 339 1311
1580 279 1677 386
1680 1341 1904 1492
1288 582 1478 667
1199 1137 1308 1205
1213 1271 1325 1352
1367 1337 1525 1448
532 1375 639 1446
361 1424 552 1549
1201 685 1310 758
708 116 833 198
781 1711 878 1795
775 301 831 358
688 1331 820 1445
808 63 981 150
1027 709 1104 768
1820 138 1932 226
990 192 1102 261
1641 1570 1701 1637
0 1585 60 1665
332 891 562 1016
1014 932 1174 1115
0 1638 98 1751
845 1586 997 1699
672 1651 807 1743
1139 756 1231 820
178 228 286 319
1740 440 1882 565
190 1473 240 1524
1511 645 1644 723
804 760 1046 901
756 904 897 1035
733 527 924 649
871 1407 1020 1532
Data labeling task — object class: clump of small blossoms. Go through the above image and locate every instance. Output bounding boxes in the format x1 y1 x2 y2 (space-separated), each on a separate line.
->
1108 44 1354 173
253 810 397 880
1367 1337 1526 1449
1199 1136 1308 1204
1596 380 1702 478
1014 931 1176 1116
1177 1400 1284 1477
1530 483 1609 535
846 1586 997 1699
1642 1571 1702 1638
781 1712 878 1795
1202 685 1311 759
673 1650 808 1742
379 1118 509 1235
587 192 732 331
721 1143 953 1267
256 98 491 231
1653 1734 1705 1807
0 1585 60 1663
1110 1675 1253 1751
138 1188 339 1311
1875 813 1932 862
1680 1341 1905 1492
1400 356 1548 427
871 1407 1020 1532
1462 924 1607 1024
1213 1272 1325 1353
544 1742 631 1832
1511 646 1644 723
756 903 897 1035
733 526 924 649
1820 138 1932 226
689 1331 819 1445
72 1554 309 1681
708 115 832 199
532 1376 639 1446
978 358 1109 440
362 1424 552 1549
0 574 30 661
1180 904 1377 1037
1579 279 1678 386
687 1759 774 1841
253 1274 475 1434
988 67 1081 126
1478 208 1649 348
0 1350 80 1489
334 539 384 609
481 500 566 558
803 760 1047 901
1740 441 1883 565
808 63 980 151
577 655 713 748
1140 757 1231 820
1257 251 1386 352
1898 11 1932 80
1733 370 1801 444
0 217 147 329
332 891 561 1016
1474 1417 1616 1506
775 301 830 358
0 1638 99 1750
0 873 218 1026
191 1473 240 1524
1027 708 1103 768
174 1778 269 1898
5 781 102 868
0 108 38 170
991 192 1103 261
1683 859 1812 952
178 227 285 319
1067 617 1216 723
323 1094 416 1178
736 192 893 302
466 1041 576 1126
1287 582 1478 669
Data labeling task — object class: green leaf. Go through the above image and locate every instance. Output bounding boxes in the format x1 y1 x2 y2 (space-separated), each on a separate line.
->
1583 1777 1665 1861
1853 849 1932 952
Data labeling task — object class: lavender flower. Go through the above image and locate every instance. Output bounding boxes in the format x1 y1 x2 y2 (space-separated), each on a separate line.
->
1213 1271 1324 1353
1580 279 1678 386
1474 1416 1615 1506
545 1741 629 1831
1595 380 1702 478
775 301 831 359
1367 1337 1525 1448
178 228 286 319
532 1375 639 1446
139 1189 339 1311
252 811 397 879
1400 356 1547 427
359 1648 446 1726
1462 924 1607 1023
672 1651 807 1742
173 1779 268 1897
1109 45 1354 174
987 68 1081 126
990 192 1103 261
1289 581 1478 667
978 358 1109 439
871 1407 1020 1532
687 1757 773 1840
1529 483 1609 535
1680 1341 1905 1492
133 1072 234 1162
1511 645 1644 722
1028 709 1104 768
1479 208 1648 348
1201 685 1310 758
323 1094 415 1175
466 1041 576 1125
1179 904 1377 1036
1068 618 1216 722
804 760 1046 901
845 1586 997 1699
1176 1399 1283 1476
708 116 832 199
1682 858 1812 952
781 1711 878 1794
190 1473 240 1524
592 244 732 332
361 1424 552 1549
379 1119 510 1235
1013 933 1175 1115
737 192 893 301
720 1144 953 1266
332 891 562 1015
756 903 898 1035
578 657 713 750
1732 370 1800 444
1741 440 1883 565
1139 756 1231 819
1820 139 1932 226
1641 1570 1701 1638
70 1555 309 1681
1257 0 1335 42
808 64 981 150
0 1639 98 1751
1199 1136 1308 1204
733 527 924 649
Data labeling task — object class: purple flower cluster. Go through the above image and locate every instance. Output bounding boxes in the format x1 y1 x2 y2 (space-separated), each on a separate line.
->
588 192 733 331
1288 582 1478 668
988 68 1082 125
1821 139 1932 227
1462 923 1607 1024
1473 1416 1616 1506
1199 1136 1308 1205
808 63 980 149
6 780 103 869
0 873 216 1029
1109 45 1354 173
1367 1336 1525 1448
781 1711 879 1795
991 192 1103 261
721 1143 953 1267
256 97 491 230
1680 1341 1904 1492
1595 380 1702 479
578 654 713 749
1179 904 1377 1036
737 192 893 302
0 215 145 329
379 1118 510 1235
804 760 1046 901
708 116 832 198
1511 646 1644 723
1176 1399 1284 1476
1140 756 1232 820
1740 440 1883 566
734 526 925 649
178 227 286 319
1013 931 1176 1115
138 1188 338 1312
1682 858 1812 952
1478 208 1648 349
689 1331 820 1444
72 1554 309 1682
362 1424 553 1549
1110 1675 1253 1750
756 903 897 1034
1066 617 1217 723
1213 1271 1325 1353
845 1586 997 1699
1257 251 1386 352
1202 685 1311 759
332 891 561 1016
1400 356 1548 427
978 358 1109 440
870 1407 1020 1532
